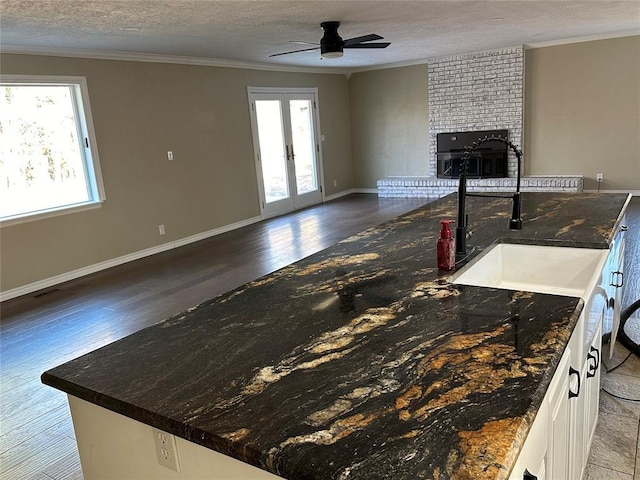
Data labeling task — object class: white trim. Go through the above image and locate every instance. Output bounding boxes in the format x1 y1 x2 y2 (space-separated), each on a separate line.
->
526 29 640 49
354 188 379 194
0 45 347 75
347 31 640 74
0 215 262 302
3 30 637 76
323 188 357 202
584 189 640 196
348 58 428 74
0 201 103 228
247 87 318 95
320 188 378 202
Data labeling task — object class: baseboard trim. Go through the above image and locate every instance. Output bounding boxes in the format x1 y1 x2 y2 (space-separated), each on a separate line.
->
1 215 263 302
324 189 356 201
353 188 378 194
583 189 640 196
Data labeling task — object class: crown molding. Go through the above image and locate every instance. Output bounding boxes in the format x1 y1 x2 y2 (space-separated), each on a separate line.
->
3 28 637 77
525 29 640 49
0 45 348 75
347 58 428 74
348 30 640 74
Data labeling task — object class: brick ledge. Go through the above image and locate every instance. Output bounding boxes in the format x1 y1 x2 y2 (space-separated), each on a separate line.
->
377 176 583 198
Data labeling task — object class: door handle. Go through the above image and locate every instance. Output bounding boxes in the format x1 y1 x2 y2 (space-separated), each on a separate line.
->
568 366 581 399
290 144 295 160
285 145 291 161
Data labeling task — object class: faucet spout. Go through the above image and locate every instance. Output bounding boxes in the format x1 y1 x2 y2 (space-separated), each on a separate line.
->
455 154 468 261
510 192 523 230
455 135 524 261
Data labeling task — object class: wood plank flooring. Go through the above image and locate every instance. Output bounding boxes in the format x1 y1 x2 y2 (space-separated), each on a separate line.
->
0 194 430 480
1 193 638 480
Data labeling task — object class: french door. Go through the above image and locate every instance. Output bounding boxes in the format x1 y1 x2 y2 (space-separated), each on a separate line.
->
248 88 323 218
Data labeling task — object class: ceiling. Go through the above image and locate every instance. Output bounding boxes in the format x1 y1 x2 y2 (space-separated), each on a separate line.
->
1 0 639 71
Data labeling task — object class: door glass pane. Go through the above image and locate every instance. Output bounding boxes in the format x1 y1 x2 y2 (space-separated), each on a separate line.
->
255 100 289 203
289 99 317 195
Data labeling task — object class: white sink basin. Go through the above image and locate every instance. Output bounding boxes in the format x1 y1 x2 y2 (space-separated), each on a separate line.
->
451 243 608 297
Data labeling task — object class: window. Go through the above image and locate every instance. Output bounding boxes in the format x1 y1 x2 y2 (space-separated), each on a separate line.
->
0 75 105 225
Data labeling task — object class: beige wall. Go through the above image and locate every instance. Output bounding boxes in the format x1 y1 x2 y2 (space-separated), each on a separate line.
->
349 64 429 188
3 36 639 294
525 36 640 190
349 37 640 193
0 54 352 292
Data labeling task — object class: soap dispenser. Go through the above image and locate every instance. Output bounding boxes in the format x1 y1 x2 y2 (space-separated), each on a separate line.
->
437 220 455 270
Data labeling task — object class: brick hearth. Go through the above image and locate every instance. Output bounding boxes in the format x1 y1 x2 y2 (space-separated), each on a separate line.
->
377 176 583 198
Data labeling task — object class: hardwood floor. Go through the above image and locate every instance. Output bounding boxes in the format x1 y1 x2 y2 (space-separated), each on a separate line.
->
1 193 638 480
0 194 430 480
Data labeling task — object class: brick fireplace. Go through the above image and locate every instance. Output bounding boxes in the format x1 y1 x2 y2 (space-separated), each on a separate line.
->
377 46 583 197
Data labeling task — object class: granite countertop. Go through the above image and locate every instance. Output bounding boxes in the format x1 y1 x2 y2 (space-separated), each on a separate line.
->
42 192 631 480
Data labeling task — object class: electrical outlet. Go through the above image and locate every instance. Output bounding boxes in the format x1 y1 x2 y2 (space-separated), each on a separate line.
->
158 224 165 235
167 151 173 161
333 180 338 187
596 173 604 182
152 428 180 472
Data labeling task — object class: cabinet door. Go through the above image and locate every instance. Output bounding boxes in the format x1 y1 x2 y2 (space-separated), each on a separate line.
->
607 217 627 358
585 322 603 452
569 362 587 480
547 348 573 480
508 404 548 480
609 238 626 358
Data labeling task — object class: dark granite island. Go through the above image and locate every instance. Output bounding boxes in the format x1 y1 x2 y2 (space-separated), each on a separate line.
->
42 192 631 480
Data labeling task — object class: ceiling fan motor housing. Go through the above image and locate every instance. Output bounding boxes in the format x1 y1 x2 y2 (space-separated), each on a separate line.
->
320 21 344 56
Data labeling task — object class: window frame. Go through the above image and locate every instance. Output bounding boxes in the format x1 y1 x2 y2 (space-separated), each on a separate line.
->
0 74 106 227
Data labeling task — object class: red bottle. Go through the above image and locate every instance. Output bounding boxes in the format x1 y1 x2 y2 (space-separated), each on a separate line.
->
437 220 456 270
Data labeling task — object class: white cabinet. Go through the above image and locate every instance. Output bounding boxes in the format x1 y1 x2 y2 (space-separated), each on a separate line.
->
510 232 619 480
508 388 549 480
585 323 603 459
604 216 627 358
547 347 573 480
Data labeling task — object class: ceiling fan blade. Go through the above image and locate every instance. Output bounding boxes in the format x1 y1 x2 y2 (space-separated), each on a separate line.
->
344 42 391 49
343 34 383 47
269 46 320 57
290 41 320 46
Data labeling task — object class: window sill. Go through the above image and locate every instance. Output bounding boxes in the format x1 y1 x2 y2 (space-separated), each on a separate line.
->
0 201 104 228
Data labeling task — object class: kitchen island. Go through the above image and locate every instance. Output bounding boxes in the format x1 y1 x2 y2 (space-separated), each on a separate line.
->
42 192 630 480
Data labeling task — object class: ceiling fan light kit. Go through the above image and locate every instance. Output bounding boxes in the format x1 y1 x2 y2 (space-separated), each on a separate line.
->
271 20 390 60
320 21 344 59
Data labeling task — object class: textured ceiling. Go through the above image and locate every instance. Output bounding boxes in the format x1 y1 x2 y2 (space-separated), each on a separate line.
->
1 0 639 70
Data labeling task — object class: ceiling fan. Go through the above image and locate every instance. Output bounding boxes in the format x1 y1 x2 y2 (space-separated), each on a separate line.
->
270 21 391 59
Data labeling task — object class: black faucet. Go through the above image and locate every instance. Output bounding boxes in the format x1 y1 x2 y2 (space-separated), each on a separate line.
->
455 135 523 261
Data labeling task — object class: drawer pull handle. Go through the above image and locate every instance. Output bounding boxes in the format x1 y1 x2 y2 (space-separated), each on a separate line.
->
621 224 628 232
610 271 624 288
569 366 581 399
587 346 600 378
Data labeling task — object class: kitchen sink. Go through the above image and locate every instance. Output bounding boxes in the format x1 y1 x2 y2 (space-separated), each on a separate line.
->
450 243 608 297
